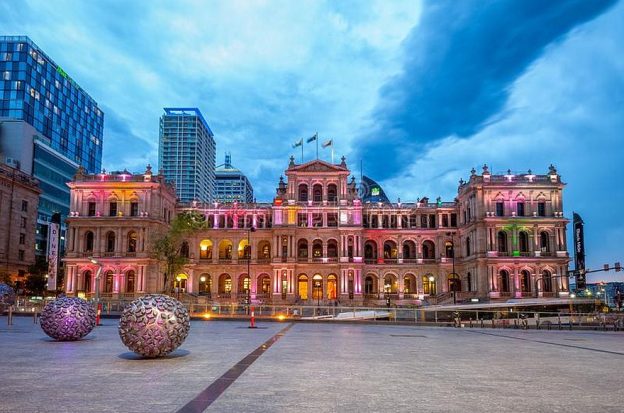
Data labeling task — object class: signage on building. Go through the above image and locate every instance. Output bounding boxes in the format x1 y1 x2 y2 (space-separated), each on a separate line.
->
573 212 586 290
47 222 59 291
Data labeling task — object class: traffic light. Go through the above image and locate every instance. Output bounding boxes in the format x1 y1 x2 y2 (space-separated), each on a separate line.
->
604 264 610 271
616 262 621 272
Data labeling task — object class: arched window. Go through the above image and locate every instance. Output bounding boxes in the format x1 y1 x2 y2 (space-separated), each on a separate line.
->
126 270 135 292
383 241 397 259
105 231 115 253
499 270 510 293
312 184 322 202
364 241 377 260
84 231 94 252
180 241 190 258
364 275 375 295
200 239 213 259
127 231 137 252
521 270 531 292
465 237 471 257
519 231 529 253
445 241 454 258
497 231 508 253
542 270 553 293
327 184 337 202
422 241 435 260
383 274 397 293
238 239 250 259
327 274 337 299
297 239 308 259
297 274 309 300
239 273 250 294
218 240 233 259
219 274 232 294
312 239 323 258
327 239 338 258
402 240 416 259
84 270 92 293
298 184 308 202
257 241 271 259
540 232 550 253
403 274 416 294
104 270 114 293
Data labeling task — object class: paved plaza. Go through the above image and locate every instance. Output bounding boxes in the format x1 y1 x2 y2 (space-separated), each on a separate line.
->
1 317 623 413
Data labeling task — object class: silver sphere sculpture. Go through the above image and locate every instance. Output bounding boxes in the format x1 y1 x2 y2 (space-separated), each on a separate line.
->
40 297 96 341
0 283 16 305
118 294 190 358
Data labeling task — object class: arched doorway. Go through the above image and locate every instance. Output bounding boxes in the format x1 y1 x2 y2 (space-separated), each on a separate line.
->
448 273 461 292
125 270 135 293
383 274 398 294
84 270 92 293
364 275 376 295
257 274 271 299
238 273 250 296
520 270 531 293
403 274 416 295
199 239 213 259
422 241 435 259
312 274 323 301
104 270 114 293
298 274 309 300
423 275 436 295
327 274 337 300
199 273 211 295
218 274 232 297
499 270 510 293
176 273 188 293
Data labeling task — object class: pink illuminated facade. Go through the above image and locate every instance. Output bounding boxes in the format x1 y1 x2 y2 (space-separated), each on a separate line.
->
63 159 570 305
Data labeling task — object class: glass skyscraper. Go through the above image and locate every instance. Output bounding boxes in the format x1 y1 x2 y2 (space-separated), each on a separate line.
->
159 108 216 203
0 36 104 257
0 36 104 173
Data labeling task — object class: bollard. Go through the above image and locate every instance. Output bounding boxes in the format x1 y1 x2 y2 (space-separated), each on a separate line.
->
469 318 473 328
249 307 256 329
96 303 102 326
33 310 38 324
8 305 13 325
480 318 484 328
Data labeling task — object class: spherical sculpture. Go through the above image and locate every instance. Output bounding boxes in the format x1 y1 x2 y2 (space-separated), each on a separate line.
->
118 294 190 358
40 297 96 341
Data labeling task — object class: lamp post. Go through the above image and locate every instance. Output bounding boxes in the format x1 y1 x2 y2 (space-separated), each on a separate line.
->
175 275 182 300
89 257 102 326
247 226 256 324
428 275 436 296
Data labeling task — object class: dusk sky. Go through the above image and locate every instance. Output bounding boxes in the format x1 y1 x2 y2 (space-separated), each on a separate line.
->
1 0 622 281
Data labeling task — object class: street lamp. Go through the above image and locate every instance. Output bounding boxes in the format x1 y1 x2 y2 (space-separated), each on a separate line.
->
89 257 102 326
429 275 436 296
176 275 181 300
247 226 256 316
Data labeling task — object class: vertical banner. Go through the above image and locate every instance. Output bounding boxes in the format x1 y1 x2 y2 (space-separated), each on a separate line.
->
47 214 61 291
573 212 586 290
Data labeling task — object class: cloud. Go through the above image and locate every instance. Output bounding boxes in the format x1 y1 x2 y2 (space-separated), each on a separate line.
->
379 0 624 279
358 0 617 181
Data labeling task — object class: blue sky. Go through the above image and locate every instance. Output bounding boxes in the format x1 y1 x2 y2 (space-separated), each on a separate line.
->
1 0 622 281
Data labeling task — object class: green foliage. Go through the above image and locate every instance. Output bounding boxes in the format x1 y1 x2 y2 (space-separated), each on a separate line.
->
150 211 207 293
26 257 49 296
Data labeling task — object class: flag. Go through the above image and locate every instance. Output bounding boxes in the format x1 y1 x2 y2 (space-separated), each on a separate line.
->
322 139 332 148
292 138 303 148
307 133 318 143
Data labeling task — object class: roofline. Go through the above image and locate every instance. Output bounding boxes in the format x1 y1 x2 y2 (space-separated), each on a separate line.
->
162 107 214 136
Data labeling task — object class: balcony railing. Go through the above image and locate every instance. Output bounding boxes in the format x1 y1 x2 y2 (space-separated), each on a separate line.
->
218 258 232 264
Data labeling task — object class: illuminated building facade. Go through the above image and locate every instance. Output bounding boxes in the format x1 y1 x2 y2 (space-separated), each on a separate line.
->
63 158 570 305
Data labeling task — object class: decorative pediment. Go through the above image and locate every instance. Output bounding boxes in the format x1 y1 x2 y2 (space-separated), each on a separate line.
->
290 160 348 173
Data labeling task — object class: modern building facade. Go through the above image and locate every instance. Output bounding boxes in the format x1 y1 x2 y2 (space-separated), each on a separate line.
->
158 108 216 203
62 165 177 297
0 162 40 283
63 158 571 305
0 36 104 173
0 36 104 258
215 153 254 203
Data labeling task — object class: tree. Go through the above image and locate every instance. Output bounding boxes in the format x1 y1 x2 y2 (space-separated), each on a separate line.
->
26 257 49 296
150 211 207 293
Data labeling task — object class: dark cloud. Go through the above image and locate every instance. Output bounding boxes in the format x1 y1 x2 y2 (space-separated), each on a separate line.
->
359 0 617 180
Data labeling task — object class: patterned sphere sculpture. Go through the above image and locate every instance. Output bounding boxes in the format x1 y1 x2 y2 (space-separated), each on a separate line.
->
118 294 190 358
0 283 16 305
40 297 96 341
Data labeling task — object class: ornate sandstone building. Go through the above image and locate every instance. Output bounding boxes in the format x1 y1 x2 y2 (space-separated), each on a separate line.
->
63 158 570 306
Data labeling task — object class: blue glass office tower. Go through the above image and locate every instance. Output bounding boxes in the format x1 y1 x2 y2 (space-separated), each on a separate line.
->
159 108 216 203
0 36 104 257
0 36 103 172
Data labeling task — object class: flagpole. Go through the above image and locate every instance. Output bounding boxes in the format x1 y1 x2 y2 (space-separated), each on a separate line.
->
316 132 319 160
301 141 303 163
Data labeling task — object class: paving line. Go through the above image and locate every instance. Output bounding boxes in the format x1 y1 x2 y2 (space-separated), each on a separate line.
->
463 329 624 356
177 323 294 413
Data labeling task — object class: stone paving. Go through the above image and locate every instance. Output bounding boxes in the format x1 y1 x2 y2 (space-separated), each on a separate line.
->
1 316 623 413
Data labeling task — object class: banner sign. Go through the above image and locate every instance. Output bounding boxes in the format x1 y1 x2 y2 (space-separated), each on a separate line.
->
573 212 586 289
47 222 59 291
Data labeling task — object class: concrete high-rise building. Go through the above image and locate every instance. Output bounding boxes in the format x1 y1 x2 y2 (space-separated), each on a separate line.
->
215 153 254 204
158 108 216 203
0 36 103 258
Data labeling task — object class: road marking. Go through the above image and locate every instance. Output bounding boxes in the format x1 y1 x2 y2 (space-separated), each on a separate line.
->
464 329 624 356
177 323 294 413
